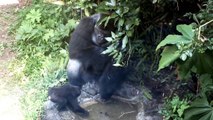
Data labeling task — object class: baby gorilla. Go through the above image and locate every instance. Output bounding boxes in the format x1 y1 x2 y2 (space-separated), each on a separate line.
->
48 83 89 117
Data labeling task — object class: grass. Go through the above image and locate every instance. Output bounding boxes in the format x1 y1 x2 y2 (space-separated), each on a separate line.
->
2 3 70 119
12 56 68 120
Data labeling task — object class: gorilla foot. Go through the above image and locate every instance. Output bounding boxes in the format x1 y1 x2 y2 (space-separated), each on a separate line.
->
74 109 89 118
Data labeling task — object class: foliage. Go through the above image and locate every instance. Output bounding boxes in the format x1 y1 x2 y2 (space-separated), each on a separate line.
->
14 4 76 56
156 22 213 117
156 0 213 86
183 74 213 120
156 0 213 119
9 53 68 120
21 68 67 119
184 97 213 120
199 74 213 97
11 2 79 76
159 95 190 120
96 0 140 66
10 1 78 119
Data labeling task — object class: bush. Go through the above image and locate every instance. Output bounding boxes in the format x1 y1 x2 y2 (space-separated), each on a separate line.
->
10 2 78 119
159 96 189 120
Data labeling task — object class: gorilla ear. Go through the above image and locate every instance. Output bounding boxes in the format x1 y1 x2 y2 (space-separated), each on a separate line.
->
91 13 102 23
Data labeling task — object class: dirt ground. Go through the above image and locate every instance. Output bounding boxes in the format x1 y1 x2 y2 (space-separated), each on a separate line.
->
0 4 24 120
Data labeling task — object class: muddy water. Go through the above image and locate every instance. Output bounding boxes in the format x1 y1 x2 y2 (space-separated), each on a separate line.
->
77 99 138 120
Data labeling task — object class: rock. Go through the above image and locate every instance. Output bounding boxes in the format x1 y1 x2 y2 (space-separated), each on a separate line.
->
42 101 61 120
43 82 163 120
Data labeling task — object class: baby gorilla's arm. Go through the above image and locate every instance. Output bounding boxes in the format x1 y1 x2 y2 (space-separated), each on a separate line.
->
67 97 89 117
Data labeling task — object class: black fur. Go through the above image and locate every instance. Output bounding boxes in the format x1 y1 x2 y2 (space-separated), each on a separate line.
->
67 13 129 101
48 84 89 117
99 63 129 100
68 14 110 87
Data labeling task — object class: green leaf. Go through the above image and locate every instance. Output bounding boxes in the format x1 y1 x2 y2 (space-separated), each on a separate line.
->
158 46 181 71
199 74 213 96
121 35 128 50
111 32 116 39
105 37 113 42
104 16 111 27
191 97 210 107
199 111 213 120
113 52 123 67
26 9 41 23
134 7 140 14
178 104 189 117
193 51 213 74
176 24 194 40
184 97 213 120
84 9 90 17
176 57 194 80
106 0 116 6
67 19 77 29
118 19 124 26
193 14 199 24
184 107 212 120
156 35 191 50
134 18 140 26
143 87 152 99
43 29 54 41
123 7 129 14
102 45 115 54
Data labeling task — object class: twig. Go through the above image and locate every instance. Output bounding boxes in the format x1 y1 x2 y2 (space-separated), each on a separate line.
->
118 111 136 119
197 19 213 42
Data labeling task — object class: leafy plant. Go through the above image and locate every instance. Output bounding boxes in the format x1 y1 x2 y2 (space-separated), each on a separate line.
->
11 2 77 76
156 22 213 79
15 4 77 57
156 24 195 71
10 1 78 119
183 74 213 120
184 97 213 120
156 1 213 119
96 0 140 66
160 95 190 120
16 51 68 119
199 74 213 97
21 68 67 119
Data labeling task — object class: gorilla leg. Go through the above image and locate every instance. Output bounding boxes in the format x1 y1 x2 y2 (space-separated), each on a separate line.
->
99 63 128 101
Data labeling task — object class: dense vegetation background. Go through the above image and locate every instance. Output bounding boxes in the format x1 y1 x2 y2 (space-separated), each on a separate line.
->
10 0 212 119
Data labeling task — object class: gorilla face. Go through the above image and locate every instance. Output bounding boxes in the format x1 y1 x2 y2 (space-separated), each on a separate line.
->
92 25 111 46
